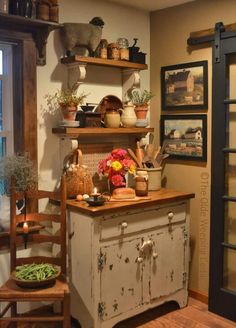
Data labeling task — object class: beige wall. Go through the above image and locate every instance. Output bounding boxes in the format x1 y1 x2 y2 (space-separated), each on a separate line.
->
150 0 236 294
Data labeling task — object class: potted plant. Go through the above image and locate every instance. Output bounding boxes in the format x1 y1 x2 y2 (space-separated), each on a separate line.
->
45 86 88 121
130 89 154 121
0 154 38 232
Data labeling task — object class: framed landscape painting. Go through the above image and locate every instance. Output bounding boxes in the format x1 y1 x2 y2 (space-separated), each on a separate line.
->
160 114 207 161
161 61 208 110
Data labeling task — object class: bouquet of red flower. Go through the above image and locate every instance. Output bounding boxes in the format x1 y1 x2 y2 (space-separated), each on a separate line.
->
98 148 136 187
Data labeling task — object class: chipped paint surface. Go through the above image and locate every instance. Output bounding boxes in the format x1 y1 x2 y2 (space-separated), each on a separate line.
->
69 200 191 327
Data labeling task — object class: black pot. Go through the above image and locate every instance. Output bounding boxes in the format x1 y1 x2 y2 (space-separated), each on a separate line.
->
75 110 86 128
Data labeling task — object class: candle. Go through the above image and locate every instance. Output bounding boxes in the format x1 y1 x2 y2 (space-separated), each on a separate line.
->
91 187 101 201
23 221 29 234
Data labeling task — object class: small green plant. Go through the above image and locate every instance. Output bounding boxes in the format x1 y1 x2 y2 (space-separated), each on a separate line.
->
45 84 88 112
0 154 38 194
130 89 154 106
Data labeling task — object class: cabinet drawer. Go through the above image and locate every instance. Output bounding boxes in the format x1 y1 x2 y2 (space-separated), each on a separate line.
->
100 203 186 240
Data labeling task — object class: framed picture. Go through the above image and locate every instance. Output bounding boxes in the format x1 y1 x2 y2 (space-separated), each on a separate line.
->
161 61 208 110
160 114 207 161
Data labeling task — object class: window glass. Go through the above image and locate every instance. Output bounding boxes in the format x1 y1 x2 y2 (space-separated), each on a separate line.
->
0 44 13 196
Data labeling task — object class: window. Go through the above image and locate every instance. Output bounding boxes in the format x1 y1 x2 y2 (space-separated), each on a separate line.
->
0 43 13 194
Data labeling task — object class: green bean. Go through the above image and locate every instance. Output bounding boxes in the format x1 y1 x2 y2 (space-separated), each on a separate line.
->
15 263 59 281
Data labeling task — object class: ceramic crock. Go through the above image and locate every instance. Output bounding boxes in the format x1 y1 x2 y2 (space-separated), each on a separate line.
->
121 104 137 127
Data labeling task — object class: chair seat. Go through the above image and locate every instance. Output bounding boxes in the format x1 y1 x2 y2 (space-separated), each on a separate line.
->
0 275 69 301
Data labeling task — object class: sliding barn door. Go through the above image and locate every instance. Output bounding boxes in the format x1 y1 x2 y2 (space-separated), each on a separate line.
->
209 35 236 322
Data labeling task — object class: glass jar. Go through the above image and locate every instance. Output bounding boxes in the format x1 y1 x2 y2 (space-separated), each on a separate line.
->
135 170 148 196
100 39 108 59
107 43 120 60
117 38 129 61
0 0 8 13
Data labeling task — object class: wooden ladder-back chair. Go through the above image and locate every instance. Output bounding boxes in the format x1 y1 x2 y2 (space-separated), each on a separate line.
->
0 175 70 327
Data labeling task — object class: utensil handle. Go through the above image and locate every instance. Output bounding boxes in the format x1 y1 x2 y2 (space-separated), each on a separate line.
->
128 148 142 168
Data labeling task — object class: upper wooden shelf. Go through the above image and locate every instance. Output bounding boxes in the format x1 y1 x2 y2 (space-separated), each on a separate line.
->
52 127 154 138
0 12 60 28
0 12 61 65
61 56 148 70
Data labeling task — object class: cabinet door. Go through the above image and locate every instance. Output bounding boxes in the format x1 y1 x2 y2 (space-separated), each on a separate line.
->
150 226 186 300
99 237 142 320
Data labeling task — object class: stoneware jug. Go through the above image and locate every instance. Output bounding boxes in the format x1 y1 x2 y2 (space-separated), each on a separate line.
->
121 104 137 127
104 109 121 128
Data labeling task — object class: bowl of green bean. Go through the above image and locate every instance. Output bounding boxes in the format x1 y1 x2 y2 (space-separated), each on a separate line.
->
11 263 61 288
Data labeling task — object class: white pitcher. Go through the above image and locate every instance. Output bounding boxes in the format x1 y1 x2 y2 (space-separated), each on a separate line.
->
0 195 25 231
121 104 137 127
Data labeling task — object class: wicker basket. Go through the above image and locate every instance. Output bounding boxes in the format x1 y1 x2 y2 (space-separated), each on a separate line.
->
65 149 93 198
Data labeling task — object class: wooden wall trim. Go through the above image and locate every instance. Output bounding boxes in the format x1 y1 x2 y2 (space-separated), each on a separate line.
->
22 38 37 163
189 289 208 304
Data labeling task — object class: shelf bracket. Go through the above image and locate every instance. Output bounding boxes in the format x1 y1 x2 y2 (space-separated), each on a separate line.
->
122 69 141 102
67 62 87 91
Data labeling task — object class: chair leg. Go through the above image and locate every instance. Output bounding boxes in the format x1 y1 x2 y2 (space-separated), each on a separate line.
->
63 292 71 328
10 302 17 328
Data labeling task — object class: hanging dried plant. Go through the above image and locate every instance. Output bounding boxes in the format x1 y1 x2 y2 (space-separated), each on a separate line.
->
0 154 38 194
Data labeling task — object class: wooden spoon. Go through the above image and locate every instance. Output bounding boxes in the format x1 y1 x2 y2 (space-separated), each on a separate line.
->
135 141 144 167
128 148 142 168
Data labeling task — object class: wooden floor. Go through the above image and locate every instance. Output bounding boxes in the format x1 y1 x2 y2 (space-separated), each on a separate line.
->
1 298 236 327
115 298 236 328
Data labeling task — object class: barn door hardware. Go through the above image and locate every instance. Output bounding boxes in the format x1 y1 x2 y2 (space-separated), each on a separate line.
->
187 22 236 63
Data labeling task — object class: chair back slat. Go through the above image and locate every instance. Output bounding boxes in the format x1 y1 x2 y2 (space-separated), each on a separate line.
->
16 213 61 224
10 175 67 275
25 190 61 200
16 256 61 267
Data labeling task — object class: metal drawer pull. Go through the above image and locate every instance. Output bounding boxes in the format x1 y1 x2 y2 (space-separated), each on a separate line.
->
168 212 174 220
152 252 158 259
137 257 143 263
140 239 153 252
120 221 128 229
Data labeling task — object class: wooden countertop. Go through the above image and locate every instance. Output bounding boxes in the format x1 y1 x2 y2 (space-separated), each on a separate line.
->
66 188 195 217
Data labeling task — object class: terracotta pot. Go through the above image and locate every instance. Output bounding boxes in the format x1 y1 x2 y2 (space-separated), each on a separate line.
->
60 105 77 121
134 105 148 120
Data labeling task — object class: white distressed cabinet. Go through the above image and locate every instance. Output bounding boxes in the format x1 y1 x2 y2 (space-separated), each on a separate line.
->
67 189 194 328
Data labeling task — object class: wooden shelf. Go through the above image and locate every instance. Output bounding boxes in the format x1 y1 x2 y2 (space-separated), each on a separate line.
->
52 127 154 138
61 56 148 70
0 12 61 28
0 12 61 65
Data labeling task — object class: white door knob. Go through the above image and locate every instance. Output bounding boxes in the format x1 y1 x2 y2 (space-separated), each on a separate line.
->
121 221 128 229
152 252 158 259
168 212 174 220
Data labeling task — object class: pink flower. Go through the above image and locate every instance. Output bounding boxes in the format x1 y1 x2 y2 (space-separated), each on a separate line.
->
111 148 127 160
111 174 126 186
122 158 134 169
97 148 136 185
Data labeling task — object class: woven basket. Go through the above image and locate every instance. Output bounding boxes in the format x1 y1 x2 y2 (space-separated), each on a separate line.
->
65 149 93 198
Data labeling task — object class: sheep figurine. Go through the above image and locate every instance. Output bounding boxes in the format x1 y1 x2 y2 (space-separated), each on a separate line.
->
60 17 105 57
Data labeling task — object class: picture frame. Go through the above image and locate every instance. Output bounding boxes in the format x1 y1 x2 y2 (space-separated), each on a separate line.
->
160 114 207 161
161 61 208 110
